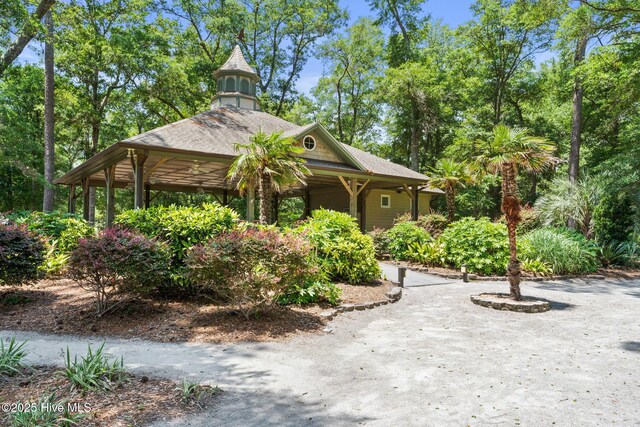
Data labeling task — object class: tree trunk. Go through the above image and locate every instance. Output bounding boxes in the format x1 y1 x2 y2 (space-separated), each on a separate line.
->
258 173 272 225
88 119 99 223
0 0 56 78
410 100 419 171
501 163 522 301
446 186 455 223
569 36 588 184
42 10 55 212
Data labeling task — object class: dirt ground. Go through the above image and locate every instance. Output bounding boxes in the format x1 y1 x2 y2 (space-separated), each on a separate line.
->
0 365 218 426
0 279 392 344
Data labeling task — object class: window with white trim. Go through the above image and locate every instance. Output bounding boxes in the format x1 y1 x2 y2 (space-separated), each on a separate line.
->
381 194 391 208
303 135 316 151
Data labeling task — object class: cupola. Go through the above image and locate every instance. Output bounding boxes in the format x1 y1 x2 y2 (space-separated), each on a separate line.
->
212 45 260 111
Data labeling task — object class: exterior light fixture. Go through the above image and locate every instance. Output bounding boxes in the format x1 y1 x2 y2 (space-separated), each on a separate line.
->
461 264 469 283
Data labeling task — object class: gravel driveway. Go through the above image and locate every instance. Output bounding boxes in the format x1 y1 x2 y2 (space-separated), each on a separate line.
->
3 267 640 426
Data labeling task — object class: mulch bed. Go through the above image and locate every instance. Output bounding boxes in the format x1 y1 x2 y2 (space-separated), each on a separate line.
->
0 278 392 344
0 366 218 426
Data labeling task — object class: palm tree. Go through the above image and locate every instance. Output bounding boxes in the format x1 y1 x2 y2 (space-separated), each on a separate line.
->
476 124 557 300
429 158 475 223
535 174 603 239
227 131 311 224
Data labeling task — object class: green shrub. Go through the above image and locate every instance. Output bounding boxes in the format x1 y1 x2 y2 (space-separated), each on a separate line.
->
9 392 86 426
279 280 342 306
7 212 95 277
0 223 44 286
294 209 381 284
368 227 390 257
115 203 238 285
439 217 509 275
387 221 432 261
187 228 320 318
0 337 27 376
520 227 599 275
11 211 94 252
394 212 448 236
68 228 171 315
63 342 126 391
406 240 447 266
521 258 552 277
594 193 634 243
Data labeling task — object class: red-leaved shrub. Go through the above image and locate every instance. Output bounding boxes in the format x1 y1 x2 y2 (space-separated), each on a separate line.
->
186 227 319 318
68 228 171 315
0 223 44 286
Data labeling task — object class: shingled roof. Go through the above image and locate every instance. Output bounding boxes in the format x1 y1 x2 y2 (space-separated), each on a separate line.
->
116 106 433 182
213 45 258 80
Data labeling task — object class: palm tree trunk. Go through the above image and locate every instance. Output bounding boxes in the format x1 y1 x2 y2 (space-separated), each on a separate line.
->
258 173 272 225
446 186 455 223
501 163 522 300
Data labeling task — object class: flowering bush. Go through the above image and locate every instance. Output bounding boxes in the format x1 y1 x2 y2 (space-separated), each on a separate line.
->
294 209 381 284
68 228 171 315
0 223 44 286
186 228 320 318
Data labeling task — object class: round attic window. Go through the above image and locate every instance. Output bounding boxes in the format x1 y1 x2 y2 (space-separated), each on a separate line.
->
303 135 316 151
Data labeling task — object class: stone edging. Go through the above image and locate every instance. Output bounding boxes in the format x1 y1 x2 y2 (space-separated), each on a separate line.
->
470 293 551 313
384 260 606 282
319 286 402 321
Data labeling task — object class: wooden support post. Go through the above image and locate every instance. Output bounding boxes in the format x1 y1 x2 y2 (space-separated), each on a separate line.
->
359 189 367 232
223 189 228 206
246 185 255 221
131 152 148 209
411 184 419 221
81 177 90 222
304 187 311 218
104 165 116 228
349 178 358 218
144 184 151 209
68 183 76 214
273 193 279 225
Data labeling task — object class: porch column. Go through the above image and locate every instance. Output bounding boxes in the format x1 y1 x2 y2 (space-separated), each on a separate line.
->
304 187 311 218
246 185 255 221
81 177 90 222
144 184 151 209
359 189 368 233
273 193 279 225
67 183 76 214
131 152 148 209
411 184 419 220
222 189 228 206
104 165 116 228
349 178 358 218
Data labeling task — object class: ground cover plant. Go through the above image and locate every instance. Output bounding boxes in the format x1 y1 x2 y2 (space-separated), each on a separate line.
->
0 337 27 377
1 339 219 426
294 209 381 284
68 228 171 315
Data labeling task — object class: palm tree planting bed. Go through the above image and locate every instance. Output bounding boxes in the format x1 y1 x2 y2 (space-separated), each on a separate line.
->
0 279 392 344
470 293 551 313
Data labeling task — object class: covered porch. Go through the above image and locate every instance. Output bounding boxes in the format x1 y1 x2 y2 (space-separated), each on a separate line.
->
55 145 432 230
